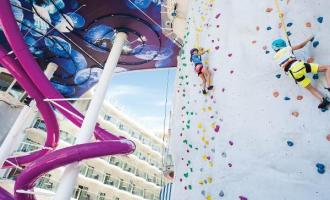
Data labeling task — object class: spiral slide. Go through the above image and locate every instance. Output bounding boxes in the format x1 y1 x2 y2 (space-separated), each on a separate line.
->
0 0 135 199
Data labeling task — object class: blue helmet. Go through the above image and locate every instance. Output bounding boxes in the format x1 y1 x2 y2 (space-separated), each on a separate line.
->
272 39 287 51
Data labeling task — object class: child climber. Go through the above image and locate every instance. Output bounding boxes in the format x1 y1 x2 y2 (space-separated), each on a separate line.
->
190 48 214 94
272 36 330 110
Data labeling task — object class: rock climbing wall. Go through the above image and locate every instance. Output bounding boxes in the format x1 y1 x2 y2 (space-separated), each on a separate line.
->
170 0 330 199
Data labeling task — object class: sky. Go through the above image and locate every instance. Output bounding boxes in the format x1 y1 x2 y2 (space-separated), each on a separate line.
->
105 68 176 135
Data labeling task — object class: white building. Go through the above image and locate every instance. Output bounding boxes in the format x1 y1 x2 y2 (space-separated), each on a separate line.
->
0 67 169 200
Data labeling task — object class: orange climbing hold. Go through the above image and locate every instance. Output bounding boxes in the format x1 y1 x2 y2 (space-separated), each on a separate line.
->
273 91 279 98
297 96 303 100
305 22 312 28
265 8 273 12
292 112 299 117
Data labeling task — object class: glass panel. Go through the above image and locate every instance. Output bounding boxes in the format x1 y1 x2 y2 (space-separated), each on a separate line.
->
8 82 24 100
0 72 14 91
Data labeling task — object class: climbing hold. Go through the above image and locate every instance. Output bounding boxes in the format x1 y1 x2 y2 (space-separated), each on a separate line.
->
284 96 291 100
265 8 273 13
229 141 234 146
219 190 224 197
287 22 293 27
215 13 221 19
215 46 220 50
317 17 324 23
228 163 232 167
313 74 319 80
266 26 272 31
326 134 330 141
273 91 279 98
287 141 294 147
305 22 312 28
252 40 257 44
292 112 299 117
228 53 233 57
316 163 326 174
287 31 292 36
184 172 189 178
256 26 260 31
276 74 281 79
296 96 303 100
214 125 220 132
313 41 320 48
239 196 248 200
221 152 227 158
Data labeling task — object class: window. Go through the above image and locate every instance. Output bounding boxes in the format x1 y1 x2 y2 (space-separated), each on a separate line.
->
8 81 24 100
33 118 46 131
0 72 14 91
97 192 106 200
2 168 22 180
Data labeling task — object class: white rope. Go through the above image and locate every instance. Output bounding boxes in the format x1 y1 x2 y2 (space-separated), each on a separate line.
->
127 0 163 30
47 99 84 121
3 159 23 170
44 97 92 102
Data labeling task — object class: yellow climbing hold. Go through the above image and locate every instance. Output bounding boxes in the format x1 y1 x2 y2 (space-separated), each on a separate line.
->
206 194 212 200
208 176 213 183
198 180 204 185
202 154 208 161
198 123 203 129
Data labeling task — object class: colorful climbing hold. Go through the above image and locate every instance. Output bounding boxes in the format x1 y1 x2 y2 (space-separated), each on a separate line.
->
316 163 326 174
317 17 323 23
313 41 320 48
326 134 330 141
239 196 248 200
287 141 294 147
273 91 279 98
292 112 299 117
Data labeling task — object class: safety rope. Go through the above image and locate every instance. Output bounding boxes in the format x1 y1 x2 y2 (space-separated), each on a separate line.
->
274 0 293 47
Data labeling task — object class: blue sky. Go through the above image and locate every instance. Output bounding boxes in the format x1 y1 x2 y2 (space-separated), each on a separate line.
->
106 68 176 134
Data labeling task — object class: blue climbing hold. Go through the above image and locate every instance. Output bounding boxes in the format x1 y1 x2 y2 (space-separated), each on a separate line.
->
313 74 319 80
313 41 320 48
317 17 324 23
316 163 326 174
284 96 291 101
265 50 270 54
287 31 292 36
287 22 293 27
267 26 272 31
287 141 294 147
276 74 281 79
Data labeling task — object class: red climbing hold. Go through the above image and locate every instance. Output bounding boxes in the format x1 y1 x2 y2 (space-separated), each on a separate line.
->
326 134 330 141
265 8 273 12
296 96 303 100
292 112 299 117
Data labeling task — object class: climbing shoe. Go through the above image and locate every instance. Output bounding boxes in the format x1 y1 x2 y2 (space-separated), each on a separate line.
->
207 85 214 90
325 87 330 92
202 89 207 95
318 97 330 110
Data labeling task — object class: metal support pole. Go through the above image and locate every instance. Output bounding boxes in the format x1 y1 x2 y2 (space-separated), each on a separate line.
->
54 32 127 200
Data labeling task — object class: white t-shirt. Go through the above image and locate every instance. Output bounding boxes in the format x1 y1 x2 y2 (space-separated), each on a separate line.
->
273 47 296 66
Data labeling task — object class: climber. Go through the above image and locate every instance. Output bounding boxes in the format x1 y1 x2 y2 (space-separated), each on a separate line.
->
272 36 330 110
190 48 214 94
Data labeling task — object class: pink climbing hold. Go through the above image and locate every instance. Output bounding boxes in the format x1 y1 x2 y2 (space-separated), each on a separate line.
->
214 125 220 132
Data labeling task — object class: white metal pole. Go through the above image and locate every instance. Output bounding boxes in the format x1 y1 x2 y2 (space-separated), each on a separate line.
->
0 63 58 168
54 32 127 200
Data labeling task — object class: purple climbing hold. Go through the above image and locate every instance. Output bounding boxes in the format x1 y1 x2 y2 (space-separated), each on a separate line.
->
317 17 324 23
214 125 220 133
239 196 248 200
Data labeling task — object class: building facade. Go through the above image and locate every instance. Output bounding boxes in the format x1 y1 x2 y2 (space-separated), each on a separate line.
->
0 67 168 200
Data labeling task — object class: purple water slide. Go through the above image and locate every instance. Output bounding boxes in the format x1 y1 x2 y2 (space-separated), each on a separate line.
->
0 0 135 199
0 46 59 169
